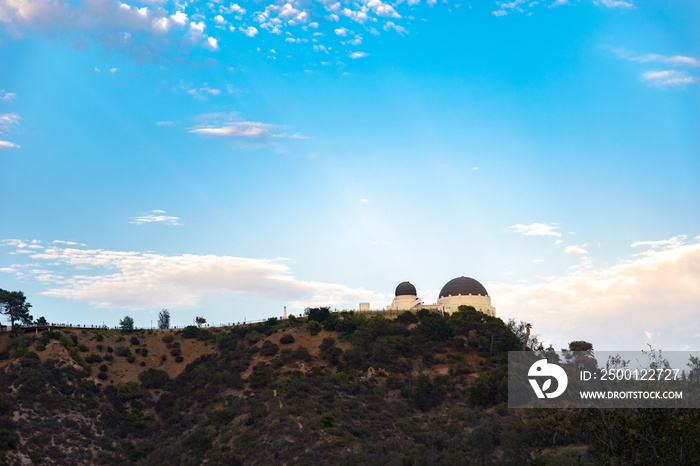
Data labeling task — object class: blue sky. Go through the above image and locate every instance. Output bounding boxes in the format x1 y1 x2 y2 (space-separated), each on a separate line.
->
1 0 698 351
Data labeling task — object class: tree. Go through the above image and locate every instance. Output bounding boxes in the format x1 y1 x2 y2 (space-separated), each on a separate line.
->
305 306 331 323
0 289 33 333
158 309 170 329
36 316 48 326
195 316 206 327
120 315 135 333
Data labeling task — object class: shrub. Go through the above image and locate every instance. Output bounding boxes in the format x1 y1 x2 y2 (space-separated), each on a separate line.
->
59 335 74 348
280 334 295 344
319 337 336 352
292 347 312 361
175 356 184 363
139 369 170 389
127 355 136 363
99 364 108 372
96 334 104 342
140 348 148 357
248 363 274 388
103 354 114 362
306 307 331 323
116 382 142 400
35 343 46 352
170 347 182 357
161 334 174 343
85 354 103 363
182 326 200 339
98 372 108 380
130 336 140 345
307 321 322 335
396 311 419 325
78 344 89 352
260 341 279 357
116 347 132 357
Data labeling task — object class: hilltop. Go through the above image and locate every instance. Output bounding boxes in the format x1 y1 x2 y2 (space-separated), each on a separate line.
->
0 309 698 465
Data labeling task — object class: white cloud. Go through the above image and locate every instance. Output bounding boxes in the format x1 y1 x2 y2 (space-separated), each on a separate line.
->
349 51 368 59
170 11 187 25
0 113 20 148
3 241 384 310
630 54 699 67
595 0 634 8
366 0 401 18
383 21 408 35
490 235 700 351
130 210 181 225
509 222 562 237
240 26 258 37
189 112 305 140
565 245 588 254
334 27 350 36
0 140 20 149
641 70 696 87
631 235 687 249
206 36 219 51
0 91 16 101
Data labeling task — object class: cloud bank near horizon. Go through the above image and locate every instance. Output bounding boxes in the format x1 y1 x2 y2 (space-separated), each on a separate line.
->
2 234 698 351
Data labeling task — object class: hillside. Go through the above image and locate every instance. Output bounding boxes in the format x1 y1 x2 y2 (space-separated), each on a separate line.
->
0 310 698 465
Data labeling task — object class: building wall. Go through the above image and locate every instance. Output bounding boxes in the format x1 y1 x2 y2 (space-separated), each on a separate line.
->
436 294 496 317
387 295 423 310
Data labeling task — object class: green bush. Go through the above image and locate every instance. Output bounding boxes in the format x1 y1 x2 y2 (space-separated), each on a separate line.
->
116 382 142 400
170 347 182 357
182 326 200 339
85 354 103 363
127 355 136 363
98 372 108 380
175 356 184 363
139 369 170 389
162 334 174 343
130 336 140 345
280 334 295 344
260 341 279 357
35 343 46 352
99 364 108 372
307 321 322 335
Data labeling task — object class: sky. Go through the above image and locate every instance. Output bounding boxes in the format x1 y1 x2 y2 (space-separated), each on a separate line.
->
0 0 698 352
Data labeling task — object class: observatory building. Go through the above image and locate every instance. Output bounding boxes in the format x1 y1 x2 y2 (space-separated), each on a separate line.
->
383 276 496 317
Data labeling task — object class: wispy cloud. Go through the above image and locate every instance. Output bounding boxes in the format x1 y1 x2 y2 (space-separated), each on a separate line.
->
349 51 368 59
0 113 20 149
130 210 181 225
565 244 588 255
189 112 305 140
0 90 16 101
0 240 385 310
0 140 20 149
594 0 634 8
508 222 562 237
611 49 699 88
641 70 696 87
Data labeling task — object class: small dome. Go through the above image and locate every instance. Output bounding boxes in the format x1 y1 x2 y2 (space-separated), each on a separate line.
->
395 281 417 296
439 276 489 298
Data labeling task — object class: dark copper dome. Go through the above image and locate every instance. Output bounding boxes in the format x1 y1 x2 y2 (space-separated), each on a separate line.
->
395 281 417 296
439 276 488 298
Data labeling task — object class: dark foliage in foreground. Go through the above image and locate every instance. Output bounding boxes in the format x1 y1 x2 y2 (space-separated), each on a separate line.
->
0 309 698 464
